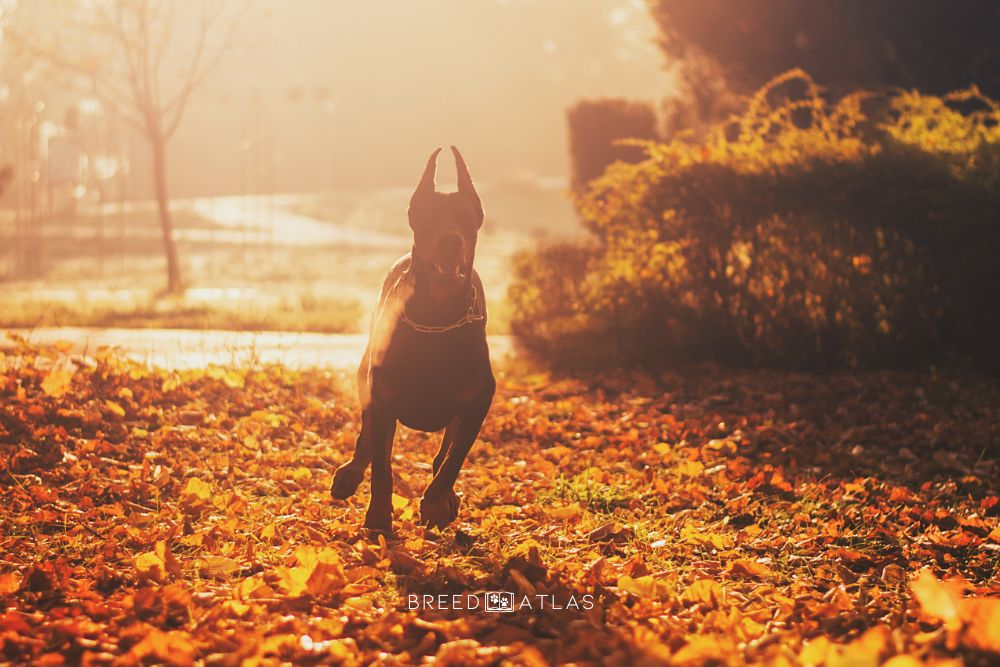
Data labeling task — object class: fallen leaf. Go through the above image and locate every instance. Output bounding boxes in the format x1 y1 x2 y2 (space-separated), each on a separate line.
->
41 368 74 398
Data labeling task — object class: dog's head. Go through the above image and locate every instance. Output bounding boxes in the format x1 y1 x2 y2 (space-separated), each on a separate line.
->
407 146 484 295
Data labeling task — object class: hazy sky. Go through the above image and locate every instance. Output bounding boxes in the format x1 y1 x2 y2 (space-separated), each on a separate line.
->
164 0 675 195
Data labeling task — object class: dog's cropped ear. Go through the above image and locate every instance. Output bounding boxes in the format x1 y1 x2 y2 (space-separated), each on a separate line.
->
452 145 484 228
409 147 442 215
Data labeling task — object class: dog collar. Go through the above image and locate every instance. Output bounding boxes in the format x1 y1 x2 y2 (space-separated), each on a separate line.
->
401 286 485 334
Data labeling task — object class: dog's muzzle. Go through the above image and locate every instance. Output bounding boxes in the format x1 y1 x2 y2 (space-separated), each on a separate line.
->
431 262 467 282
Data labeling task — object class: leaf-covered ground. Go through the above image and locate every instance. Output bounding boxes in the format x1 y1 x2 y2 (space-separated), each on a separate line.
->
1 339 999 666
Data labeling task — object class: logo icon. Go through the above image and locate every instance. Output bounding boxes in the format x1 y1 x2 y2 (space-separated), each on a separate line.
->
485 591 515 612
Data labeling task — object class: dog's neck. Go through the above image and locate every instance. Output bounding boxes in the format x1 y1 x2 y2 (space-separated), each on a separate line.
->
405 250 474 327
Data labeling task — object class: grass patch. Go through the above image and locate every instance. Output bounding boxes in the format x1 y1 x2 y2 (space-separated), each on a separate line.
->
545 470 631 514
0 293 364 333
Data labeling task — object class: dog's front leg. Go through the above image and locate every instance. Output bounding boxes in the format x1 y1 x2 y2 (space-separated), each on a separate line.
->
363 403 397 531
420 377 495 528
432 415 461 476
331 408 372 500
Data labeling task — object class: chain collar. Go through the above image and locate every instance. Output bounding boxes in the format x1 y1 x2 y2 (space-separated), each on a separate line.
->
400 284 484 334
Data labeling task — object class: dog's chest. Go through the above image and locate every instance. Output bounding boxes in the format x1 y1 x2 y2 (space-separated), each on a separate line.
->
373 324 487 420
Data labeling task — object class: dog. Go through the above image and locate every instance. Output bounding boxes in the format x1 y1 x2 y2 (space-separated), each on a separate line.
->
330 146 496 531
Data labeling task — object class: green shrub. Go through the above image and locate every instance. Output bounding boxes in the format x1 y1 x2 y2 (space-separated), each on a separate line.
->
511 71 1000 370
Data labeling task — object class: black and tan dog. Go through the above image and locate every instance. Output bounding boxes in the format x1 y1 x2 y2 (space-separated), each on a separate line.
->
331 146 495 531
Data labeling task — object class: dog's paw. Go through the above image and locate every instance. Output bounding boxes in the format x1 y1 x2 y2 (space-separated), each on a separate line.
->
331 463 365 500
419 490 460 529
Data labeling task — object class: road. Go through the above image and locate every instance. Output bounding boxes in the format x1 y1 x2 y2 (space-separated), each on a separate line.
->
1 328 516 370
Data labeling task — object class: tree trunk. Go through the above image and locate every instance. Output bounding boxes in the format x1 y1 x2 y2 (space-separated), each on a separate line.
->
151 136 182 294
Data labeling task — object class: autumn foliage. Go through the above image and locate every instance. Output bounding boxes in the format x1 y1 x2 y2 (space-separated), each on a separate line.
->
1 336 998 664
511 71 1000 370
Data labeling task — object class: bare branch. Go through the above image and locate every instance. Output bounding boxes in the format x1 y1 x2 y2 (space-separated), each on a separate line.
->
89 0 148 118
5 30 147 147
90 77 148 134
151 1 179 76
163 1 247 140
5 0 244 144
138 0 158 111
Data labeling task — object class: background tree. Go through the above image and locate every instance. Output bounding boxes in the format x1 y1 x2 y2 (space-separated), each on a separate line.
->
650 0 1000 101
7 0 244 294
567 98 658 194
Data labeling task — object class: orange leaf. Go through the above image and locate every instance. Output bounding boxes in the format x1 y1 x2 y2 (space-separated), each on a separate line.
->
963 597 1000 654
180 477 212 512
727 558 773 580
128 628 195 667
681 579 725 607
911 568 963 629
275 546 346 597
617 574 658 599
672 635 731 665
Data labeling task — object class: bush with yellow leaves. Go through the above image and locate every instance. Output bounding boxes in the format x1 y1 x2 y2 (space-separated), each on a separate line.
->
511 70 1000 370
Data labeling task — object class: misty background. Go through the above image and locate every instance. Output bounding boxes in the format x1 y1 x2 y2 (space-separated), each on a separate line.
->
104 0 674 198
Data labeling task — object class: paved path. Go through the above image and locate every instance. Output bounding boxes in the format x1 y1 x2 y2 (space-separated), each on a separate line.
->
2 328 515 370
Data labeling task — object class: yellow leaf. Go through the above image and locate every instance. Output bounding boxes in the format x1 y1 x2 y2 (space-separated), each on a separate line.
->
135 550 167 583
391 494 408 511
881 656 925 667
799 636 832 667
222 600 252 619
180 477 212 511
104 400 126 418
275 565 310 597
207 365 245 389
675 459 704 477
0 572 21 594
200 556 241 579
41 368 74 398
617 574 658 599
705 438 738 455
681 524 733 549
740 615 767 640
303 548 346 597
250 409 284 427
161 374 182 392
234 574 272 601
344 596 373 611
826 625 890 667
155 540 181 578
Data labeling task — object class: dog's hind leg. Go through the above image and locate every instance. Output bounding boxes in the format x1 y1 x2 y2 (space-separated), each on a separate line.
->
331 408 373 500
